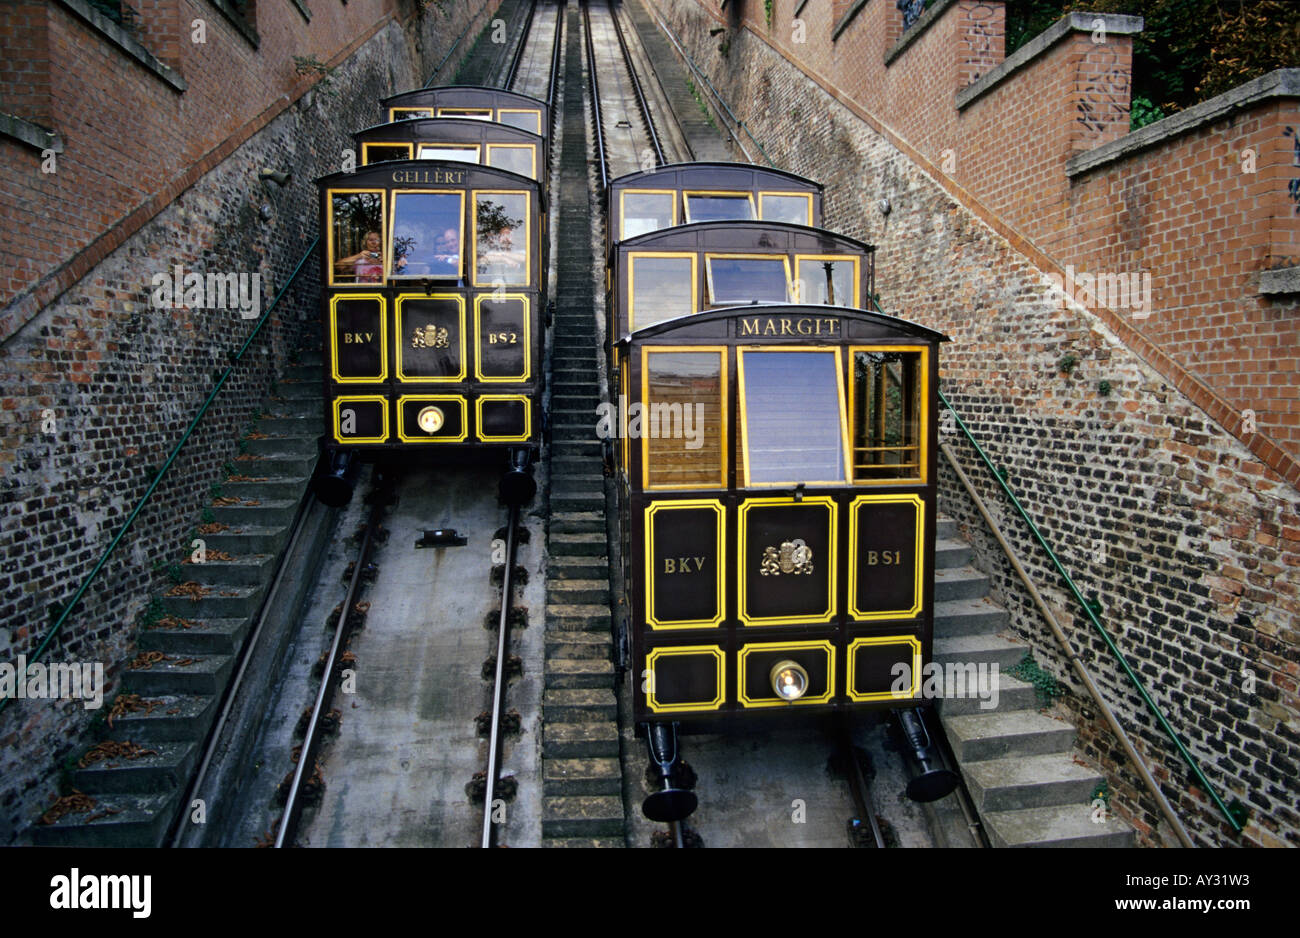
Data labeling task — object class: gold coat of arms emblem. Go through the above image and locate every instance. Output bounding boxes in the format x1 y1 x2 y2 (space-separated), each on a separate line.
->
411 325 450 349
760 538 813 576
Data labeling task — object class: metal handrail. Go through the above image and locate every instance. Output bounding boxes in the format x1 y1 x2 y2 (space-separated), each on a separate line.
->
0 240 319 719
935 388 1244 835
938 441 1195 847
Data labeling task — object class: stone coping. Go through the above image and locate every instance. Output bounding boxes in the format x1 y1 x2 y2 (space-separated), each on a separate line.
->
289 0 313 23
56 0 188 92
884 0 959 65
832 0 872 42
955 11 1141 110
1067 68 1300 177
1259 264 1300 296
208 0 261 48
1 112 64 154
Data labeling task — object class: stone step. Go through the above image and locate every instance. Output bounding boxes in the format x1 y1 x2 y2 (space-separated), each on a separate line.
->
139 617 250 656
255 415 322 436
933 597 1010 637
983 804 1135 848
546 631 612 660
933 633 1026 671
221 477 312 501
551 493 605 513
282 362 323 382
934 537 973 569
209 498 299 527
275 381 321 401
550 511 606 534
934 673 1038 716
174 554 274 587
543 721 620 758
543 757 622 795
201 525 291 556
162 583 265 620
547 578 609 605
71 740 200 795
942 709 1076 762
545 658 615 690
103 694 219 743
935 515 957 540
243 435 317 457
549 533 607 556
541 796 624 838
553 424 598 442
543 688 618 722
549 555 609 579
229 453 317 478
546 603 612 631
934 566 990 602
542 836 625 847
296 350 324 368
122 653 234 697
960 752 1103 812
29 791 179 847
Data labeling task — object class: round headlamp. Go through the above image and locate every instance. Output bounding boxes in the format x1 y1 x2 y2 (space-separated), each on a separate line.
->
417 406 445 434
770 660 809 702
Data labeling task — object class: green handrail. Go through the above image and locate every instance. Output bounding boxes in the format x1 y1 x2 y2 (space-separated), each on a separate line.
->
0 239 319 719
934 388 1245 834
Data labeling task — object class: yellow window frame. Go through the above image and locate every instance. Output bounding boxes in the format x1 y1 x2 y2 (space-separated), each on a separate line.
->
485 143 538 180
394 293 465 383
389 107 434 121
736 346 852 488
794 254 861 307
473 292 531 382
415 143 482 162
387 189 465 282
470 188 531 288
644 646 726 713
627 252 697 332
476 393 532 443
758 190 814 225
619 188 677 240
332 395 389 444
437 107 493 121
360 142 413 166
396 394 468 443
736 495 838 626
644 499 726 629
704 253 793 307
326 188 387 288
847 344 929 485
497 108 543 134
683 190 756 223
640 345 728 492
328 292 388 383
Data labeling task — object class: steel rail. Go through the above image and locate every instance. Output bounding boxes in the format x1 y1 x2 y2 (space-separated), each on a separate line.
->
0 241 319 720
935 392 1241 836
838 721 886 848
168 489 320 847
939 440 1196 847
604 0 665 166
503 0 538 91
275 473 391 848
481 503 522 847
581 0 609 192
547 0 563 110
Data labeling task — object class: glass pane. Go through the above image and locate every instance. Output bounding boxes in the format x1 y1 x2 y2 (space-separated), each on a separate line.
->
438 108 493 121
364 145 410 165
475 192 528 285
644 351 724 488
417 145 480 162
622 192 674 239
393 108 433 121
487 145 535 179
796 258 856 306
499 110 542 134
853 351 922 480
685 193 754 223
761 194 811 225
391 192 462 278
742 351 845 484
331 192 384 284
630 256 693 330
707 258 789 306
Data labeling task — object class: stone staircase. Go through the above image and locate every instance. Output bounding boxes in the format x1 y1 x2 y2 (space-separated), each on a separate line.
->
30 352 324 846
932 513 1134 847
537 5 625 848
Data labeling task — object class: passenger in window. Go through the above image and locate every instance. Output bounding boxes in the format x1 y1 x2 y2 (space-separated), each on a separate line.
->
336 230 390 283
431 228 461 274
478 229 525 280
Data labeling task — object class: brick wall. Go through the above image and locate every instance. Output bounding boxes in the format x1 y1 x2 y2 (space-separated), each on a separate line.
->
649 0 1299 847
0 0 502 843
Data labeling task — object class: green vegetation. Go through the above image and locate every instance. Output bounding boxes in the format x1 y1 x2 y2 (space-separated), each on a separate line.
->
685 77 719 130
1008 653 1064 707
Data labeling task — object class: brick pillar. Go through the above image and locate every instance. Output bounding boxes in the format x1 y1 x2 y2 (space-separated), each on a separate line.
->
0 2 53 126
1066 26 1135 155
956 0 1005 88
134 0 185 69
